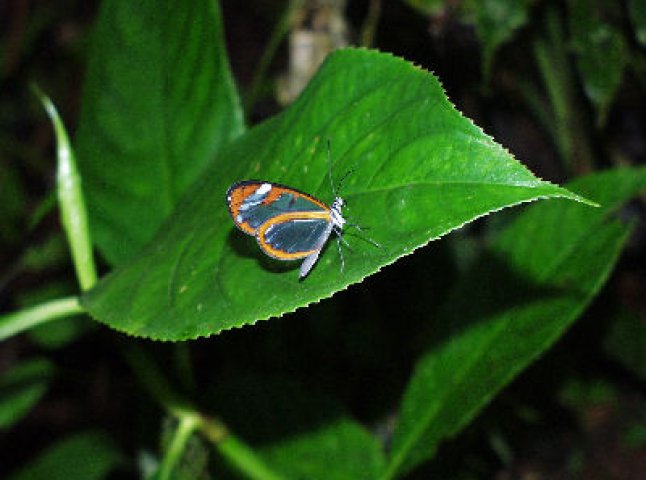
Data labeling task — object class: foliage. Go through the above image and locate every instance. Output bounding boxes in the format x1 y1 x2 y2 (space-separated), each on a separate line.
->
1 0 644 479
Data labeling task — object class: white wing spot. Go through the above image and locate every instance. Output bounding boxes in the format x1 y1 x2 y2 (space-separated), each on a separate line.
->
257 183 272 195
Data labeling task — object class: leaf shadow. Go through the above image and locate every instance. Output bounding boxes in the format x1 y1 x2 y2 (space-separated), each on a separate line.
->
412 248 577 357
226 228 298 275
206 373 359 450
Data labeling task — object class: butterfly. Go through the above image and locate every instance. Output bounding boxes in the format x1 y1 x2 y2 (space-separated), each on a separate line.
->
226 144 378 279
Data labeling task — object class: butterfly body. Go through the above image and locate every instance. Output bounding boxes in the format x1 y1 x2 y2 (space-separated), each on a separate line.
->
226 181 346 278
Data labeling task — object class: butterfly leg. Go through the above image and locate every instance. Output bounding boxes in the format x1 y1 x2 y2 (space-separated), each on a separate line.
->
336 234 345 273
345 222 381 248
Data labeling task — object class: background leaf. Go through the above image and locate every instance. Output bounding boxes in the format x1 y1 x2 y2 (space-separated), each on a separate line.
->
604 308 646 381
210 375 385 479
465 0 536 80
628 0 646 47
75 0 244 265
568 0 628 125
0 358 54 430
81 48 590 340
385 167 646 477
6 430 124 480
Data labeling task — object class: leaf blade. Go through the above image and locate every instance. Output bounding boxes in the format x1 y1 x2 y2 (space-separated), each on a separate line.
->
81 48 590 340
75 0 244 265
386 167 646 476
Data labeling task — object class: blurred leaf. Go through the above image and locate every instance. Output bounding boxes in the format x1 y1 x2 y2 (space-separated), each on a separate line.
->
568 0 628 125
0 162 27 244
19 235 67 271
404 0 447 16
28 315 90 350
385 167 646 477
0 358 54 430
81 48 590 340
7 430 124 480
75 0 245 266
628 0 646 47
604 308 646 381
558 377 618 408
464 0 536 80
623 417 646 449
210 375 385 480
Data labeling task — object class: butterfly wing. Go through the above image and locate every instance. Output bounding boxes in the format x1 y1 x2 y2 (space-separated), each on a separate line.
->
256 211 334 263
226 181 329 235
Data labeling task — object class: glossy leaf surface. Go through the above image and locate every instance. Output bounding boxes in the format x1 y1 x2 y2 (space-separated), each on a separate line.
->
82 49 590 340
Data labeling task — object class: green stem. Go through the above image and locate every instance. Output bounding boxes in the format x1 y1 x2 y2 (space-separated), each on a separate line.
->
245 0 305 113
360 0 382 48
173 343 196 393
531 6 594 175
124 345 284 480
33 85 98 291
515 76 557 144
216 434 286 480
0 296 83 341
158 413 201 480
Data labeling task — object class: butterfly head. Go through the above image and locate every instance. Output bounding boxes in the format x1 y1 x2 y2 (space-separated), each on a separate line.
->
330 196 346 229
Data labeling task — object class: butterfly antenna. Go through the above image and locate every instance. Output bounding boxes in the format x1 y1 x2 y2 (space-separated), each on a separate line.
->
336 168 355 195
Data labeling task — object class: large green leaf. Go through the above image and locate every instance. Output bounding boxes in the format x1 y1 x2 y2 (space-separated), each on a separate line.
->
7 430 124 480
385 167 646 477
75 0 244 265
81 48 590 340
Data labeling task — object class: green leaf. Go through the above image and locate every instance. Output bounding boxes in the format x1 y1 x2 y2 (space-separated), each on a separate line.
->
568 0 628 125
7 430 124 480
82 48 590 340
604 308 646 381
385 167 646 477
75 0 244 266
464 0 536 80
628 0 646 47
0 358 54 430
0 161 27 244
403 0 447 17
35 87 97 291
210 375 385 480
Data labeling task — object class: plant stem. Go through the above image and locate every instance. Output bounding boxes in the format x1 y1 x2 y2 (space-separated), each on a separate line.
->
124 344 284 480
173 343 196 393
216 434 286 480
157 413 201 480
531 6 595 175
245 0 305 114
0 296 83 341
360 0 382 47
